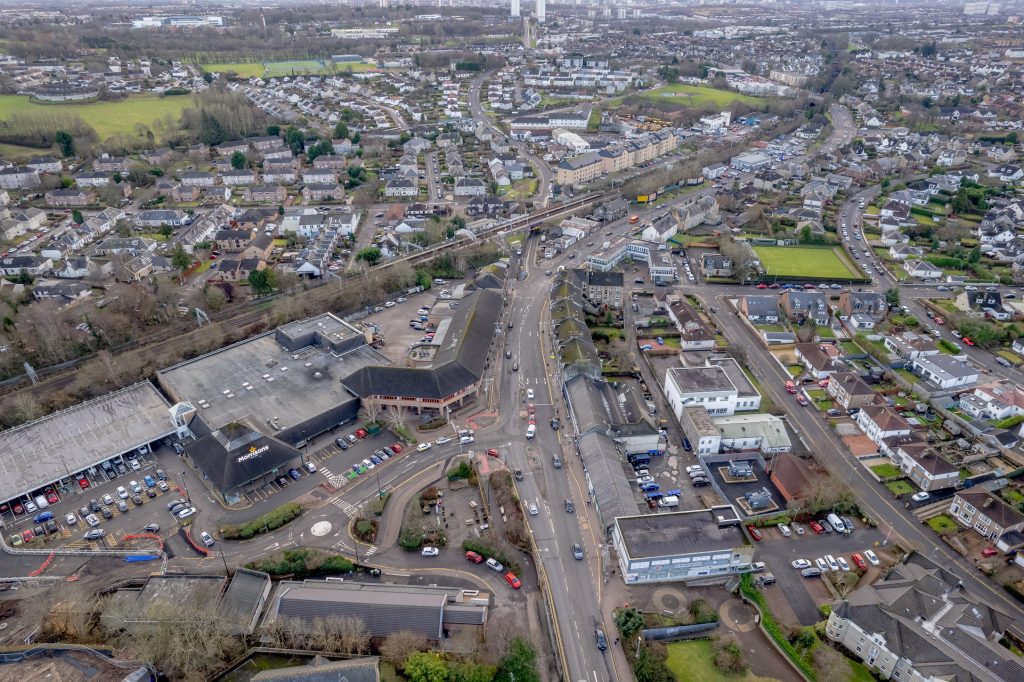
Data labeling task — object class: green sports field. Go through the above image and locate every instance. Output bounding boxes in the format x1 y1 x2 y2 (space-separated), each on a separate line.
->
753 245 864 280
201 62 267 78
638 83 762 108
0 94 192 142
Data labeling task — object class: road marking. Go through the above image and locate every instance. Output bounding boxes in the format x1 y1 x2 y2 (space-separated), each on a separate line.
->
331 498 360 516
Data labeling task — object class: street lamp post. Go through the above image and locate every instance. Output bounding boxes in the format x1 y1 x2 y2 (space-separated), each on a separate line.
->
180 471 191 504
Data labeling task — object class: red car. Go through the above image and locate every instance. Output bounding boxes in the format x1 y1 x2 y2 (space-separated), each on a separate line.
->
465 551 484 563
21 529 34 543
796 394 809 407
355 428 368 439
527 403 535 415
934 316 944 325
963 337 975 346
747 525 762 542
486 448 500 458
390 443 403 454
851 553 867 570
982 547 998 557
504 572 522 589
13 503 24 515
809 520 825 534
78 478 89 490
756 283 768 289
46 491 58 505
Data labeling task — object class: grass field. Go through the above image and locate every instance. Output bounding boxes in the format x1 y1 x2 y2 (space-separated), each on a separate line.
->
637 83 762 108
0 94 192 142
201 62 267 78
0 142 50 159
927 514 959 534
665 640 779 682
754 246 862 279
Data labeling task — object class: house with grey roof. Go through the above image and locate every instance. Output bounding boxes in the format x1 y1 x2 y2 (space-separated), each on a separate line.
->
780 290 829 325
826 553 1023 682
739 295 780 323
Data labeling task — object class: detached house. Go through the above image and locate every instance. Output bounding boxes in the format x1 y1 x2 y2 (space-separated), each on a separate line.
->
950 490 1024 542
910 354 979 390
891 442 959 493
856 405 912 444
385 179 417 198
960 383 1024 420
902 259 941 280
793 343 839 379
739 295 780 323
826 372 878 410
883 331 939 360
700 254 733 278
780 291 829 325
838 291 887 319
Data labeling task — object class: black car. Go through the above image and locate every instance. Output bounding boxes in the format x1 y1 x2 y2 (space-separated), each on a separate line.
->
166 498 187 511
550 417 560 430
101 507 113 519
335 437 349 450
45 519 57 534
595 627 608 651
89 498 101 512
168 503 187 515
276 476 289 487
79 505 90 519
155 469 167 480
682 437 692 451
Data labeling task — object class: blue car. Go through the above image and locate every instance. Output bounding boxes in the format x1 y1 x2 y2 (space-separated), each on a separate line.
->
33 511 54 523
682 438 692 451
143 475 156 488
639 482 660 492
288 468 302 480
370 455 382 465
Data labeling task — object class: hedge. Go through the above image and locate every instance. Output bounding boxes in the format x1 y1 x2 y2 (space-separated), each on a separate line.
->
220 502 302 540
247 548 354 578
740 574 816 680
462 539 521 576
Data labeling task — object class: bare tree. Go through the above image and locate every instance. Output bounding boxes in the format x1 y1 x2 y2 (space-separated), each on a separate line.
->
360 397 382 424
380 629 430 668
384 406 412 438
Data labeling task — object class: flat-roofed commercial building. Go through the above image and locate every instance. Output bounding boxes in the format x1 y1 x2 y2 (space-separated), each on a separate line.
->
612 506 753 584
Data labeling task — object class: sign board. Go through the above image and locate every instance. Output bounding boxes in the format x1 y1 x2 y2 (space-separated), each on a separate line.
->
237 444 269 463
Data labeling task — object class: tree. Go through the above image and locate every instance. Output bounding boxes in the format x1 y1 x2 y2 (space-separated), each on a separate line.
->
813 643 853 682
248 269 275 297
884 287 899 305
496 638 540 682
55 130 75 157
403 652 450 682
614 607 644 639
450 661 496 682
159 224 174 238
359 397 382 424
380 630 429 668
333 121 349 140
199 111 227 146
230 151 247 169
967 245 981 263
306 140 333 162
285 126 305 154
633 644 672 682
356 246 382 266
202 71 214 84
204 285 227 312
71 209 83 225
171 244 192 273
266 124 280 136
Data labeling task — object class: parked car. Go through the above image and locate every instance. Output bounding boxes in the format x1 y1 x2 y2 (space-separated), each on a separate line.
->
851 553 867 570
176 507 196 519
504 572 522 589
200 531 215 547
911 491 931 503
288 468 302 480
864 550 880 566
791 559 811 569
801 567 823 578
747 526 762 542
809 520 824 534
485 557 504 572
84 529 106 541
982 547 998 557
777 523 792 537
465 551 484 564
837 556 851 572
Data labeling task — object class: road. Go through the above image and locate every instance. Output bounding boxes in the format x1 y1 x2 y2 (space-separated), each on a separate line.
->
424 150 442 201
468 72 553 207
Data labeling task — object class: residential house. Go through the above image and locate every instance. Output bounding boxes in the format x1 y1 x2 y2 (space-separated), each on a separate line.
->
0 166 41 190
141 148 173 166
950 490 1024 542
115 254 157 282
910 354 979 390
31 279 91 305
838 291 887 320
93 155 130 173
302 169 337 185
54 256 110 280
959 383 1024 420
180 171 215 187
312 155 347 170
700 254 733 278
826 371 878 410
793 343 839 379
216 141 249 157
665 296 715 351
248 136 283 151
240 234 274 261
576 269 623 309
384 179 417 198
739 295 780 324
883 331 939 360
26 156 61 174
171 184 202 202
45 189 93 207
856 405 912 444
244 185 286 203
215 228 256 253
0 255 53 276
302 184 345 202
136 209 186 228
466 195 508 217
262 166 297 185
825 554 1022 682
216 257 265 282
902 259 941 280
892 442 959 492
888 243 919 261
454 178 487 197
89 237 155 258
780 291 829 325
222 169 257 186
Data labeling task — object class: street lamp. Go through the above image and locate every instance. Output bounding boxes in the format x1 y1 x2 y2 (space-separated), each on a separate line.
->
180 471 191 504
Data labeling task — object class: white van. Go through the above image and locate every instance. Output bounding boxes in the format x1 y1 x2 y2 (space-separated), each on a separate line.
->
826 513 847 533
658 495 680 508
526 423 536 440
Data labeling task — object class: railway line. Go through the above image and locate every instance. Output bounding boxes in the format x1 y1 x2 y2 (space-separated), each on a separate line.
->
4 193 604 403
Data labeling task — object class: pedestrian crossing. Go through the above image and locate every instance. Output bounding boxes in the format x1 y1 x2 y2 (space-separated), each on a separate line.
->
318 465 350 489
363 546 378 557
331 497 361 516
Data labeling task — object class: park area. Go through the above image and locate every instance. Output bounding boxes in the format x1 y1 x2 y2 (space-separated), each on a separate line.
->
0 93 192 144
753 245 865 281
636 83 762 108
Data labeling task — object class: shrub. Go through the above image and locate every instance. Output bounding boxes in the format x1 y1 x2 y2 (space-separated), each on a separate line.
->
368 491 391 517
219 502 302 539
461 539 521 575
688 598 718 624
740 574 815 679
246 549 353 578
713 636 748 674
448 460 472 481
